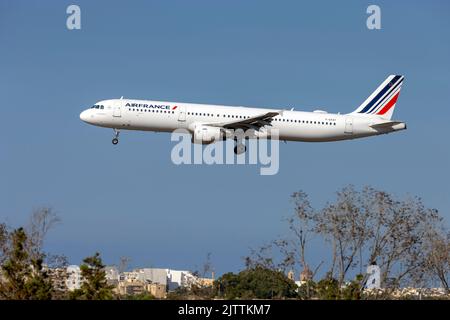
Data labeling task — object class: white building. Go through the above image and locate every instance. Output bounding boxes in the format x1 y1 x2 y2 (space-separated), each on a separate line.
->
104 265 120 285
365 264 381 289
135 268 168 286
166 269 196 291
123 268 196 291
66 265 82 291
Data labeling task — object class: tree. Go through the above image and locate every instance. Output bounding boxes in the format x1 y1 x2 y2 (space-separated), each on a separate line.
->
245 185 449 298
316 275 340 300
26 207 61 262
302 186 445 288
422 229 449 292
360 189 443 287
215 267 298 299
315 186 371 286
0 223 9 265
0 228 53 300
245 192 322 277
70 252 114 300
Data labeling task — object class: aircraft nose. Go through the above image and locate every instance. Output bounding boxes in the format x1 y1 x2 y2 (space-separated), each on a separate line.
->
80 110 90 122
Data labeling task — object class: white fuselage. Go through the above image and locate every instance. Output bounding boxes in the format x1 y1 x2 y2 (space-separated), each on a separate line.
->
80 99 406 142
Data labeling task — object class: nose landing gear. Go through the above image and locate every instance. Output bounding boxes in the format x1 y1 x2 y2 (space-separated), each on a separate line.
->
112 129 120 145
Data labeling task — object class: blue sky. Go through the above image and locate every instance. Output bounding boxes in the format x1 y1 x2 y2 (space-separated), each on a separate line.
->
1 1 449 275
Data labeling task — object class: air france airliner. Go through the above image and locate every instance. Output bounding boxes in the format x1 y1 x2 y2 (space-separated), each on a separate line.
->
80 75 406 154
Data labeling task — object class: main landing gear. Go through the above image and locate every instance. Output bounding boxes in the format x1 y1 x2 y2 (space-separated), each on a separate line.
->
234 144 246 155
112 129 120 145
233 135 246 155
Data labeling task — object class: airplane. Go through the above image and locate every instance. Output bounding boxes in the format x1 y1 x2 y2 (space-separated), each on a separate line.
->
80 75 406 154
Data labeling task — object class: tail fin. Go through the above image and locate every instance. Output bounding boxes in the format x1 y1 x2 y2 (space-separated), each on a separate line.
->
351 75 404 120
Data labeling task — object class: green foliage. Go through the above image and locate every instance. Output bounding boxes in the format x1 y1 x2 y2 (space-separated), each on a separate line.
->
304 274 363 300
215 266 298 299
297 280 317 300
316 276 340 300
69 252 114 300
341 274 363 300
166 287 190 300
0 228 53 300
189 284 215 299
123 292 156 300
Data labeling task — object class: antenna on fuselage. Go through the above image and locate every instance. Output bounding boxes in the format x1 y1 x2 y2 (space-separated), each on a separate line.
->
120 96 123 99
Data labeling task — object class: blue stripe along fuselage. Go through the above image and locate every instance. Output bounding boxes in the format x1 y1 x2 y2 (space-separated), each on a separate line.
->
359 75 402 114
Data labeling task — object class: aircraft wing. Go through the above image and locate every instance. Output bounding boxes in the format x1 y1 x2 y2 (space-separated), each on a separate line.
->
205 111 281 131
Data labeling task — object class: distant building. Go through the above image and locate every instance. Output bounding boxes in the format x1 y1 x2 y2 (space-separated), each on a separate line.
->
125 268 196 291
146 283 167 299
116 267 208 296
118 279 145 296
66 265 82 291
167 269 196 291
365 264 381 289
133 268 167 286
197 277 214 288
47 268 68 292
104 265 120 287
287 270 295 281
300 266 313 284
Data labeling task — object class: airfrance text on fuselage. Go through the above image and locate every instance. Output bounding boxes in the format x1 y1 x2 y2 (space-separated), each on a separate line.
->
125 103 170 110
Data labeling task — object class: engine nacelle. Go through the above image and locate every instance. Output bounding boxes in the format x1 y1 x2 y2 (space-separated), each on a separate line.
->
192 126 223 144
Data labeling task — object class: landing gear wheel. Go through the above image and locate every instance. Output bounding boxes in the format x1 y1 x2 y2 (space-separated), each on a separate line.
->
112 129 120 145
234 144 246 155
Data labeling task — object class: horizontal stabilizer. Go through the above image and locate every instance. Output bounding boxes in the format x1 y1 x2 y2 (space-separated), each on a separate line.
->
370 121 406 131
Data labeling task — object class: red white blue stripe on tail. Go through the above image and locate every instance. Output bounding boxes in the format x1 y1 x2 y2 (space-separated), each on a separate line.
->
351 75 404 120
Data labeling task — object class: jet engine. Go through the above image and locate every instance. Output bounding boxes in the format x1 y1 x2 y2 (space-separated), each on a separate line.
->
192 126 223 144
